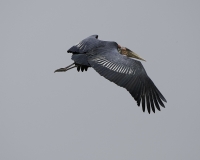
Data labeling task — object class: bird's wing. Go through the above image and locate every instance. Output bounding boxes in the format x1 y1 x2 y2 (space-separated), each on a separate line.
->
87 44 167 113
67 35 100 54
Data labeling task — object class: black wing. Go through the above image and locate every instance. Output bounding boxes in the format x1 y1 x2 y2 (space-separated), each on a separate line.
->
87 42 167 113
67 35 100 54
71 54 91 66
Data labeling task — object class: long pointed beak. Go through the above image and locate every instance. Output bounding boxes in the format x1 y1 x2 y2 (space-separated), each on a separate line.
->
128 51 146 61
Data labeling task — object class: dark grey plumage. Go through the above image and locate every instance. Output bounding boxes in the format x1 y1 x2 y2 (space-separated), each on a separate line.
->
67 35 100 54
55 35 167 113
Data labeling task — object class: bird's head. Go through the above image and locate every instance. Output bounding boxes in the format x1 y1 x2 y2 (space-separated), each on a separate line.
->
118 45 146 61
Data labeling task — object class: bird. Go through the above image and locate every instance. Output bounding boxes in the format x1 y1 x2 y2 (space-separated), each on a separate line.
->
55 35 167 113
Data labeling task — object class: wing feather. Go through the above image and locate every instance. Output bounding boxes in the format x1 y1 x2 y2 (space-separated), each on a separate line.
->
87 42 166 113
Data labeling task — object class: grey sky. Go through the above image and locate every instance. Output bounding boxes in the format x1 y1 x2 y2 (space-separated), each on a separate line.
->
1 0 200 160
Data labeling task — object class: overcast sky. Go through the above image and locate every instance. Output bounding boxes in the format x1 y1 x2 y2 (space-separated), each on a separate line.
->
1 0 200 160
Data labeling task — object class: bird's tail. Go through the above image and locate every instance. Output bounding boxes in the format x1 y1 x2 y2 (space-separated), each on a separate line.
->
54 63 77 73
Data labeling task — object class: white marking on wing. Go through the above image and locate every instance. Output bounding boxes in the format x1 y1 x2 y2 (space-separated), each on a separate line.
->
121 67 126 73
102 61 108 66
118 66 122 73
76 42 84 48
76 43 81 47
128 68 134 74
104 61 109 67
123 67 128 74
108 63 114 69
93 57 134 75
112 64 117 71
108 63 115 70
114 65 120 72
118 66 123 73
95 58 104 63
115 65 120 72
106 62 113 69
79 44 84 49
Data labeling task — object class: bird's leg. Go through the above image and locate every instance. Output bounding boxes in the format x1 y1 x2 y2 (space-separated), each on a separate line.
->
54 63 77 72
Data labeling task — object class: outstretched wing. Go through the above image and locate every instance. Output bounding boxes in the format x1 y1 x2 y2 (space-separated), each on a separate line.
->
67 35 100 54
87 42 167 113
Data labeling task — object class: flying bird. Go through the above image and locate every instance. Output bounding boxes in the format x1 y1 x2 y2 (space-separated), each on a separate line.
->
55 35 167 113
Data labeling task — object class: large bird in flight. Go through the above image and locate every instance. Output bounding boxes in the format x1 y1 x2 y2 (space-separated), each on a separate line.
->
55 35 167 113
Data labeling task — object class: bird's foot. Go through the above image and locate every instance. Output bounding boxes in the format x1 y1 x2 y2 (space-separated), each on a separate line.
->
54 63 77 73
54 68 67 73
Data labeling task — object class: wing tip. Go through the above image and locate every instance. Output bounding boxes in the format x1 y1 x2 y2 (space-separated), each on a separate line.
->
136 94 166 114
67 46 80 54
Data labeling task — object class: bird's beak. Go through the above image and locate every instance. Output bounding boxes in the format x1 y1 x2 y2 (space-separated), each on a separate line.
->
128 51 146 61
120 46 146 61
122 47 146 61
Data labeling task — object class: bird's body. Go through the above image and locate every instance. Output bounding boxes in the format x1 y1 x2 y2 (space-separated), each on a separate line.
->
55 35 167 113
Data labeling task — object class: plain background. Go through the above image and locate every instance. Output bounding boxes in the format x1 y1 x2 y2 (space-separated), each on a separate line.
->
1 0 200 160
